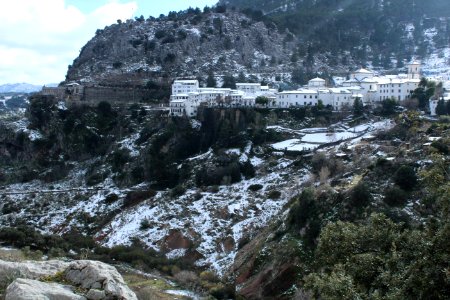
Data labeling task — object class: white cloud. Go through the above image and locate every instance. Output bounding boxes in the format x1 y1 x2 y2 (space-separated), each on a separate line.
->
0 0 137 85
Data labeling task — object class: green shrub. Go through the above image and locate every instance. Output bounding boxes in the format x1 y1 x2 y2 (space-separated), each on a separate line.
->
170 185 186 198
384 186 408 207
248 184 263 192
394 165 417 191
104 193 119 204
139 219 151 230
288 188 316 230
431 140 449 155
267 190 281 199
349 182 372 207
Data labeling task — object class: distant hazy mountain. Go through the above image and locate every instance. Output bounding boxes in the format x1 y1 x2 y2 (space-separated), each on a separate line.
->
0 83 45 93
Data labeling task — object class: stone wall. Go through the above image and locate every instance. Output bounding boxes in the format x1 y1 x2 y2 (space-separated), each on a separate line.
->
82 86 148 105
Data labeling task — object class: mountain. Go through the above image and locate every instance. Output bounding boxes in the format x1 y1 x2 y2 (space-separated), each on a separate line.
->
0 83 44 94
64 2 450 91
65 9 297 87
219 0 450 71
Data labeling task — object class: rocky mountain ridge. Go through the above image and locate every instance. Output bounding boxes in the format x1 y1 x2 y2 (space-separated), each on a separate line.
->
64 2 450 90
66 9 296 87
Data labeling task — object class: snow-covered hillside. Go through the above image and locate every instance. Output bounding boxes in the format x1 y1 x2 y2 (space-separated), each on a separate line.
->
0 114 395 276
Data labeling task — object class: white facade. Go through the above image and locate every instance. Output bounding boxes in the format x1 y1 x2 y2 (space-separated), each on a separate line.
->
170 80 276 116
236 83 262 95
169 61 432 117
172 80 199 95
342 62 421 104
276 90 319 108
308 77 326 88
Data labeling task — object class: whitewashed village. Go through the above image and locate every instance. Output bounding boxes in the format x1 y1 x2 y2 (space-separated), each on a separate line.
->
169 61 450 117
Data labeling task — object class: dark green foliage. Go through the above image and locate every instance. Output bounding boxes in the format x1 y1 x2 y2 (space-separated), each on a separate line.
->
384 185 408 207
305 212 450 299
222 74 236 89
206 72 217 87
248 184 263 191
109 149 130 172
380 97 398 116
411 78 436 110
27 95 56 130
164 53 176 63
112 61 123 68
162 35 176 44
255 96 269 106
170 185 186 198
96 101 117 133
267 190 281 199
353 97 364 116
289 188 316 231
431 140 449 155
139 219 151 230
349 182 372 207
104 193 119 204
240 160 255 179
435 98 447 116
155 29 166 39
394 165 417 191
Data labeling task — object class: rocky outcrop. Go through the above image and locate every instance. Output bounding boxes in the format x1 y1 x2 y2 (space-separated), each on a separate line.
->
5 278 86 300
65 10 296 86
65 260 137 300
1 259 137 300
0 260 70 279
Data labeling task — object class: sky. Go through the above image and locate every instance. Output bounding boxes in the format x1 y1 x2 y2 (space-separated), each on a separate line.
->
0 0 218 85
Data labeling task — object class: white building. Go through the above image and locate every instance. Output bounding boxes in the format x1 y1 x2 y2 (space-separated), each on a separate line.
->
342 62 421 104
169 80 276 116
172 80 199 95
236 83 262 95
170 61 428 117
276 89 319 108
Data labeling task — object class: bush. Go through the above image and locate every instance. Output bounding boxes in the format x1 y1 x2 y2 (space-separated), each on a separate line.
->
267 190 281 200
139 219 151 230
170 185 186 198
394 165 417 191
384 186 408 207
104 193 119 204
248 184 263 192
431 140 449 155
288 188 316 230
349 182 372 207
155 29 166 39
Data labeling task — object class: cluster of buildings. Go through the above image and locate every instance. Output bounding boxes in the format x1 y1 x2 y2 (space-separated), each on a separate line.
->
170 61 425 117
170 81 277 117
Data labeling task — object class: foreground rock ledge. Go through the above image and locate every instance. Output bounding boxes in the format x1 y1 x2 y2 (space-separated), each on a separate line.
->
1 259 137 300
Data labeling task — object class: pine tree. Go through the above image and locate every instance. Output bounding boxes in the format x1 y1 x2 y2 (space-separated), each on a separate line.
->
435 98 446 116
206 72 217 88
353 97 364 116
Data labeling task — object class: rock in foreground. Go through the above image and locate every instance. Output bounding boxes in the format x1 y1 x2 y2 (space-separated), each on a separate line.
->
2 259 137 300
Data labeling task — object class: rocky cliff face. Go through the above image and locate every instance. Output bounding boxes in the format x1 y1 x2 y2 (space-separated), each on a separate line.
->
66 9 296 86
